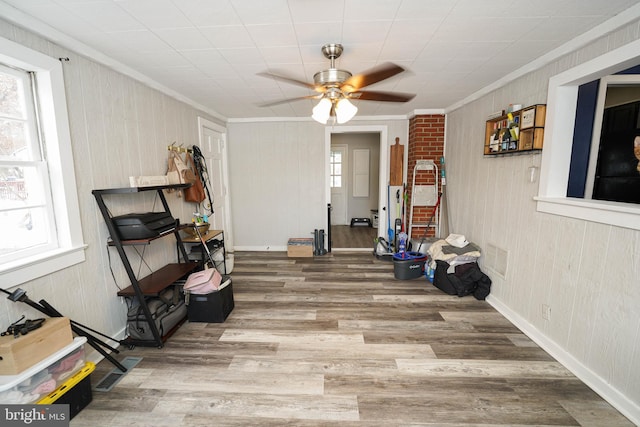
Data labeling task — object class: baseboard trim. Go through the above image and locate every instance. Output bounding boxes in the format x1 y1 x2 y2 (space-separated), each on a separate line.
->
235 246 287 251
486 295 639 425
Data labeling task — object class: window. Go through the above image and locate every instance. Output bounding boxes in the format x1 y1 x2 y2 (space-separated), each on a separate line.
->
567 70 640 204
0 36 85 288
330 149 342 188
1 64 56 263
537 38 640 231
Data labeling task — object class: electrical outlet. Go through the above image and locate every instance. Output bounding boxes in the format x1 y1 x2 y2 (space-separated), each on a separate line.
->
542 304 551 320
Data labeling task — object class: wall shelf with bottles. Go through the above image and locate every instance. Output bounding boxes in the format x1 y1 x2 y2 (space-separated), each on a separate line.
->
484 104 546 156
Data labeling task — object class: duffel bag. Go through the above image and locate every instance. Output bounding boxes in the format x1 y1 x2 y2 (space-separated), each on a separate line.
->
126 287 186 341
433 260 492 300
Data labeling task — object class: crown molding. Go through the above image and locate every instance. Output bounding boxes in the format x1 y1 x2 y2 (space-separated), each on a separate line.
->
0 2 228 123
444 3 640 114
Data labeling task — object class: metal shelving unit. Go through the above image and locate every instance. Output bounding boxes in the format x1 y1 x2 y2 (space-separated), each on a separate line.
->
92 184 198 348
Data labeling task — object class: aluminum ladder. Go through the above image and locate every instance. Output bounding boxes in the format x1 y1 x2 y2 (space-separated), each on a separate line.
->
407 160 439 239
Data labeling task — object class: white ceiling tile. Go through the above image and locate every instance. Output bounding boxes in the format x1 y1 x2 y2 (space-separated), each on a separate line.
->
114 0 193 29
104 30 171 52
153 28 213 50
199 25 255 49
3 0 54 6
229 0 291 25
171 0 243 26
245 24 298 48
120 49 190 68
379 43 424 62
552 0 639 15
2 0 637 119
343 0 402 21
450 0 520 17
65 1 146 32
521 16 605 41
259 45 303 65
198 62 239 79
433 16 544 42
385 19 441 43
288 0 345 23
217 46 265 65
294 22 344 47
341 21 393 44
394 0 456 19
180 49 227 65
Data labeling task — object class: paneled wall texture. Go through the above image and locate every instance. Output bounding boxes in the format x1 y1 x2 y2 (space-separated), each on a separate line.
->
0 18 220 343
407 114 445 239
444 19 640 422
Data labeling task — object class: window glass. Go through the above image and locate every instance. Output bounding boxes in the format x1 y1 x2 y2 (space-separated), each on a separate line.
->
330 150 342 188
0 64 55 265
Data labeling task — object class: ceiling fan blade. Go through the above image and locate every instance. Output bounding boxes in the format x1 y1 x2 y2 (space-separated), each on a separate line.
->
257 72 323 92
258 94 321 107
349 90 416 103
340 62 406 91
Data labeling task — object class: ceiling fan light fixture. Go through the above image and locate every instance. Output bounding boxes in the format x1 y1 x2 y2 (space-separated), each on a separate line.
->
335 97 358 124
312 98 332 124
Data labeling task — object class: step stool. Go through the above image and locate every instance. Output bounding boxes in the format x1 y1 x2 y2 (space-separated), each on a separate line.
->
350 217 372 227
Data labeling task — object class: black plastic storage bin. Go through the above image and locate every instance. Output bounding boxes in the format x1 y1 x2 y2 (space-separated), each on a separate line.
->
186 281 234 323
57 375 93 420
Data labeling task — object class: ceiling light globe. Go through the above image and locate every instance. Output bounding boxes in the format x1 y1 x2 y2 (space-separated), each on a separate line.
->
335 98 358 124
312 98 332 124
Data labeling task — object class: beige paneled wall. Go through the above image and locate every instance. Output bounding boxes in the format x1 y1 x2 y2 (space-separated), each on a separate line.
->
227 121 326 249
227 119 409 250
0 19 221 343
445 19 640 420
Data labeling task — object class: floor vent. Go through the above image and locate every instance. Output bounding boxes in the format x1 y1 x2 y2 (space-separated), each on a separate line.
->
486 242 508 278
94 357 142 392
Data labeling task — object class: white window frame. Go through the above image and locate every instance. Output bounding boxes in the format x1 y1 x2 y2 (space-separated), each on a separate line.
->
536 39 640 231
0 36 86 288
583 74 640 200
330 148 343 188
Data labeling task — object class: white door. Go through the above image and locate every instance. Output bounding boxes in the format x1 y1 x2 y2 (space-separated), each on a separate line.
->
330 145 348 225
198 118 233 271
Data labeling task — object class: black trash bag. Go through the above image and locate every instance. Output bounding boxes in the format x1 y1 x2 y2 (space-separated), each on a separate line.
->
433 260 492 300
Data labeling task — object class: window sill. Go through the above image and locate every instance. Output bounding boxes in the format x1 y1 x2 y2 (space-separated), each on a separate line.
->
1 244 88 289
535 197 640 231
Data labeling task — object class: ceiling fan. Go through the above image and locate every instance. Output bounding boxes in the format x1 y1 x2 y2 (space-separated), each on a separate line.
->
258 43 416 124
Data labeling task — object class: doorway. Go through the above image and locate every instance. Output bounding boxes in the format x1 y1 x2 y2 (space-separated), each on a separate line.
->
197 117 234 271
326 126 388 250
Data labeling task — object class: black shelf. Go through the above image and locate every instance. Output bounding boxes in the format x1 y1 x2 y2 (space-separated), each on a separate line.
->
92 183 190 194
92 185 192 348
117 263 198 297
180 228 227 273
484 148 542 158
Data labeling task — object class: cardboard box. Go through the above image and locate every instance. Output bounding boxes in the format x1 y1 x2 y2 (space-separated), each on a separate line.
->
0 317 73 375
287 238 314 257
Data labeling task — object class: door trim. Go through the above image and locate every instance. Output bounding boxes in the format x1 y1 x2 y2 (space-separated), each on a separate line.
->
325 125 388 244
197 117 233 253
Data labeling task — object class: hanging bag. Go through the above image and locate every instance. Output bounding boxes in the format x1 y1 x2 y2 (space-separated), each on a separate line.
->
166 150 189 187
191 145 214 215
184 152 206 203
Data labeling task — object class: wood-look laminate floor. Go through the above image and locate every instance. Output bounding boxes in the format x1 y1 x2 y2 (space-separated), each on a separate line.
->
331 225 378 249
73 252 633 426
